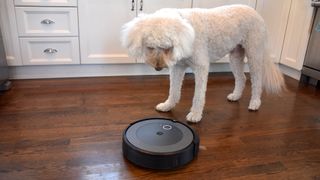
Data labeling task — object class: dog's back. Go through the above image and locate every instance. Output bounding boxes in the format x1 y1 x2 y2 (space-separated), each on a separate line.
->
156 5 266 61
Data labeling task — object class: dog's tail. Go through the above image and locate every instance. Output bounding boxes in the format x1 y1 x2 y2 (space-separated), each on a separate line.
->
262 49 286 94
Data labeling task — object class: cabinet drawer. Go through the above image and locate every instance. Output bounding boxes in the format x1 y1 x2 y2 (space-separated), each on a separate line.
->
20 37 80 65
14 0 77 7
16 7 78 37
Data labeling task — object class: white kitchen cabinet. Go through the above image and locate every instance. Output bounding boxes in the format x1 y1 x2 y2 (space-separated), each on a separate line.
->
280 0 314 70
14 0 80 66
0 0 313 79
79 0 192 64
192 0 256 9
20 37 80 65
139 0 192 14
14 0 77 7
15 7 79 37
79 0 136 64
256 0 291 63
0 0 22 66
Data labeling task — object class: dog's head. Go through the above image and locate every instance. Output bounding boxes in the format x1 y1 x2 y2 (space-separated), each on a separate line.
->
121 10 195 71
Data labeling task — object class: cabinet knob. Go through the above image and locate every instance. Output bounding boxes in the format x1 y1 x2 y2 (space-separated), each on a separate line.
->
41 19 55 25
140 0 143 11
131 0 135 11
43 48 58 54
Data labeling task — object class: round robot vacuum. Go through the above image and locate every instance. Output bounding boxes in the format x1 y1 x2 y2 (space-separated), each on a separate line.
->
122 118 199 170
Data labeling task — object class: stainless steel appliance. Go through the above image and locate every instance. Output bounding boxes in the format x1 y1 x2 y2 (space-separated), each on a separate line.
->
0 26 11 91
301 0 320 87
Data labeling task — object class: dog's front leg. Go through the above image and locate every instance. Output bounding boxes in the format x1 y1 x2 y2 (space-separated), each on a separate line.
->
187 65 209 123
156 64 187 112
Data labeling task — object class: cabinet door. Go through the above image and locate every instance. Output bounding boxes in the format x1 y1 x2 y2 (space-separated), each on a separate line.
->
280 0 313 70
79 0 136 64
14 0 77 7
192 0 257 9
0 0 22 66
15 7 79 37
20 37 80 65
256 0 291 63
138 0 192 14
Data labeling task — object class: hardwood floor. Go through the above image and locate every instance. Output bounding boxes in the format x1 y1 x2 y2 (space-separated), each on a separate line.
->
0 73 319 179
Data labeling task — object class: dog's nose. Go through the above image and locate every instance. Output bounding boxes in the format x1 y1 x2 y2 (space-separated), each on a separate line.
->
155 67 163 71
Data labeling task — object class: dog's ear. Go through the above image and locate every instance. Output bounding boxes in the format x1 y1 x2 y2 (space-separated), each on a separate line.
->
121 15 146 60
171 18 195 61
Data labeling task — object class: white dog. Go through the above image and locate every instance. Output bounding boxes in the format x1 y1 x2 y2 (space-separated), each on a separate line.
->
121 5 285 123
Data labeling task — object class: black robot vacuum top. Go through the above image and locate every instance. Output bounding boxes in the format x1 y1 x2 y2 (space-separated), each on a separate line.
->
122 118 199 170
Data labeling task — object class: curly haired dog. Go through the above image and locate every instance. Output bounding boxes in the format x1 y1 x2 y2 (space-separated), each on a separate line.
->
121 5 285 123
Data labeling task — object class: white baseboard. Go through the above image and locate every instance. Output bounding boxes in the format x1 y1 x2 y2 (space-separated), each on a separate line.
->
9 63 236 79
9 62 300 80
279 64 301 80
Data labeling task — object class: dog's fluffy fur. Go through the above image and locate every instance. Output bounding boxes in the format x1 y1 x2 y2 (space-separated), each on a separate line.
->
121 5 285 123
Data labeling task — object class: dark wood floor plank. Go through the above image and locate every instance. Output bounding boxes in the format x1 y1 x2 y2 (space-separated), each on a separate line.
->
0 73 319 179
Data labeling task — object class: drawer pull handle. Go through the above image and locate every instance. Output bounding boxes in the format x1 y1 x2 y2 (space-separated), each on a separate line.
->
44 48 58 54
139 0 143 11
131 0 135 11
41 19 55 25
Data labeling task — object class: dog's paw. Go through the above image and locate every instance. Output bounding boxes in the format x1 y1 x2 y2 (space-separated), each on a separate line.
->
227 93 241 102
248 99 261 111
186 111 202 123
155 102 174 112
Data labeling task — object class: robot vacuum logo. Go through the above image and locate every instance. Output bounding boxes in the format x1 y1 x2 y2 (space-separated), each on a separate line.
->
162 124 172 130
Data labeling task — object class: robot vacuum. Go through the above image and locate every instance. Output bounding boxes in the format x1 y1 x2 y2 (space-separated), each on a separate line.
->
122 118 199 170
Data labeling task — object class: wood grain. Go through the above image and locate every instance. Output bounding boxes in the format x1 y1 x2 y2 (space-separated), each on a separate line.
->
0 73 319 179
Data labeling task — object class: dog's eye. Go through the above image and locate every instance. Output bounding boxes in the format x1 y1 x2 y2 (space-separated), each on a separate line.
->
161 47 173 54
